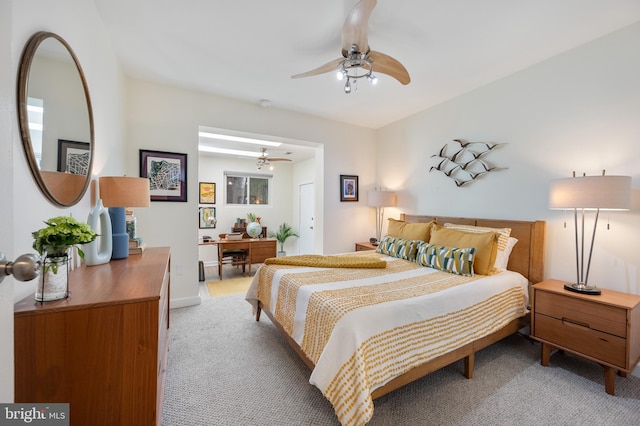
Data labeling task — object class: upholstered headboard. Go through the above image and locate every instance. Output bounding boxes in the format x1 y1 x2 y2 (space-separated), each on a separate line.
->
400 214 545 283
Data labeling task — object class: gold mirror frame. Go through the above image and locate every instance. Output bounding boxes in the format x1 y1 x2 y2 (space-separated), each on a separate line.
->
17 31 94 207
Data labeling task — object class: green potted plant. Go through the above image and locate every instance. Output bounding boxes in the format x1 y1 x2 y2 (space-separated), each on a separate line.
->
32 216 97 302
32 216 98 261
268 222 299 256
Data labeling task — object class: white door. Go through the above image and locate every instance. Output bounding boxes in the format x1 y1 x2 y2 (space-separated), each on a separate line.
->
298 183 315 254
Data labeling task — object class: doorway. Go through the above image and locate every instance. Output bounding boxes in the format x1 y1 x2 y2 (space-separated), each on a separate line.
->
298 182 314 254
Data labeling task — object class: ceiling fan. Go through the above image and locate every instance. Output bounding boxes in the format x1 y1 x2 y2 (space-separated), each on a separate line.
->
291 0 410 93
256 147 291 170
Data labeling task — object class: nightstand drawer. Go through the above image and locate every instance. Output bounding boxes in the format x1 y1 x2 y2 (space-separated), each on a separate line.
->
535 314 626 368
535 291 627 337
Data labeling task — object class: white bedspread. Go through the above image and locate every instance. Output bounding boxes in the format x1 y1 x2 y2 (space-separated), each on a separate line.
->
246 252 528 425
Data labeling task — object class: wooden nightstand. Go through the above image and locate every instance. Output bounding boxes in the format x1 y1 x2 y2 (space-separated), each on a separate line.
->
355 241 377 251
531 279 640 395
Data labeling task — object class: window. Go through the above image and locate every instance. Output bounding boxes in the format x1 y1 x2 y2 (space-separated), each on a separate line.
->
225 171 271 205
27 97 44 168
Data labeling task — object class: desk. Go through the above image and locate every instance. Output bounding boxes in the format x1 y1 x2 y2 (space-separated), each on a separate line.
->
201 238 277 278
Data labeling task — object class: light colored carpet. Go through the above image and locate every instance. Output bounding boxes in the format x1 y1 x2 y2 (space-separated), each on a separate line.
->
162 293 640 425
206 277 252 297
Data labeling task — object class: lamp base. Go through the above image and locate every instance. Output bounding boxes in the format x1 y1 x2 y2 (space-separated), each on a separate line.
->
563 283 601 295
108 207 129 260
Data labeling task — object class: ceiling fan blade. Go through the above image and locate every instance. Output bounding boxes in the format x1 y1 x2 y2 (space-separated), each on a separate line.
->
268 158 292 162
291 57 343 79
368 51 411 85
342 0 377 54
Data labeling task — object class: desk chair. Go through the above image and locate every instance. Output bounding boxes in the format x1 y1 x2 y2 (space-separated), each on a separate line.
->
217 234 249 279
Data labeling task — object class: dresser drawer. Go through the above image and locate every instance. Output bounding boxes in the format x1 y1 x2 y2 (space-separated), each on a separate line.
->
535 313 626 368
535 291 627 337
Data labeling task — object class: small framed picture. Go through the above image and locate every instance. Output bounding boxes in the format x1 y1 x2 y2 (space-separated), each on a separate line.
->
199 207 217 229
340 174 359 202
57 139 90 174
140 149 188 202
199 182 216 204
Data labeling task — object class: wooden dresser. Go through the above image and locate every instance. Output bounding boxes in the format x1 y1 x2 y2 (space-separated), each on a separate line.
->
14 247 171 426
531 279 640 395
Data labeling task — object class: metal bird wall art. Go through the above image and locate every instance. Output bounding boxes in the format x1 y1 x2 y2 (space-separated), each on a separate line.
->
429 139 508 186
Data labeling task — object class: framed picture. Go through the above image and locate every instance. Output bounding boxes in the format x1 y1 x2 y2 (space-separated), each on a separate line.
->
199 182 216 204
140 149 188 202
340 174 359 202
199 207 216 229
57 139 90 174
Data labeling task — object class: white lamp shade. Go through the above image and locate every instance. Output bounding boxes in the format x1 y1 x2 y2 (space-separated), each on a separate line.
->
549 175 631 210
100 176 151 208
367 190 397 208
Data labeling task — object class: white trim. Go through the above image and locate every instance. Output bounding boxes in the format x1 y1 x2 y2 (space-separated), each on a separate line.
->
170 296 202 309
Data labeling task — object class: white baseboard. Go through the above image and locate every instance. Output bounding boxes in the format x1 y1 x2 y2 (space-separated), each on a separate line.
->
170 296 202 309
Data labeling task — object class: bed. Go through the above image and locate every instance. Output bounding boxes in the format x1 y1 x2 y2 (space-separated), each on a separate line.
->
245 214 545 425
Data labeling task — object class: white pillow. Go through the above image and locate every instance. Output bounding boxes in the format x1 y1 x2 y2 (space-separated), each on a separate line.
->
495 237 518 270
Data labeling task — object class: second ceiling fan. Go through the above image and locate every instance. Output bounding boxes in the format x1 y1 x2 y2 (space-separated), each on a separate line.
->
256 147 291 170
291 0 410 93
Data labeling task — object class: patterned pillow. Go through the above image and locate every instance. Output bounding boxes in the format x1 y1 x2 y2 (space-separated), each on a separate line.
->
415 242 476 276
376 236 420 261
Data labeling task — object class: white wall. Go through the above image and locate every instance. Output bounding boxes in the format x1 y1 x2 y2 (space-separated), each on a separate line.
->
126 78 376 306
377 22 640 294
0 0 15 404
2 0 128 402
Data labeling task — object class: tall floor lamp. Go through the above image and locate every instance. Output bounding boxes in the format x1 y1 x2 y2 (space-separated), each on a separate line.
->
549 172 631 295
100 176 150 259
367 190 397 245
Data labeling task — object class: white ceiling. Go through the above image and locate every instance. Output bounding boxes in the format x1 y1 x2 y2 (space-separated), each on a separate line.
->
94 0 640 155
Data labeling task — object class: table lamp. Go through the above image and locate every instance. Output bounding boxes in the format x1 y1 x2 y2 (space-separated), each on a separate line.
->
367 189 397 245
549 171 631 294
99 176 150 259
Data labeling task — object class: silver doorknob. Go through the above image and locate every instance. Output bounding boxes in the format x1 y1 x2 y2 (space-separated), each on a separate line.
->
0 252 41 284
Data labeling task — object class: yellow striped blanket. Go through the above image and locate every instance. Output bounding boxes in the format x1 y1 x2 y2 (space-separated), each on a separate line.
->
264 254 386 269
245 252 528 426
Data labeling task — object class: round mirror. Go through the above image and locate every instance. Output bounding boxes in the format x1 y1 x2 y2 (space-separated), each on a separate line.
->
17 31 94 207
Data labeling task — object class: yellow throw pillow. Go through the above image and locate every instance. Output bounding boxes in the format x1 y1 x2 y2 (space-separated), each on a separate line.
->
429 228 499 275
443 223 512 270
387 218 435 242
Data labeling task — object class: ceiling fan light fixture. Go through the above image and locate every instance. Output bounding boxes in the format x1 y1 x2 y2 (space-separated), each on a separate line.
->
290 1 411 89
337 53 375 94
344 78 352 93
